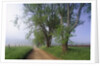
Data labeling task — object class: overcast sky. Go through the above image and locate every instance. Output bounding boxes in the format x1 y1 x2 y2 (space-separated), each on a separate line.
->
6 4 90 45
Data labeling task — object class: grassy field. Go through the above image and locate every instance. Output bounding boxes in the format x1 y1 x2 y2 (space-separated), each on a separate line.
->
41 46 90 60
5 46 32 59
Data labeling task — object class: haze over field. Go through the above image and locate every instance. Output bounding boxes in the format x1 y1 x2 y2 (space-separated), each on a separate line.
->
6 4 90 46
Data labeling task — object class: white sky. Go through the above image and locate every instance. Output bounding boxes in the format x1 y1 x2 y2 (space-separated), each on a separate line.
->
6 4 23 39
6 4 33 45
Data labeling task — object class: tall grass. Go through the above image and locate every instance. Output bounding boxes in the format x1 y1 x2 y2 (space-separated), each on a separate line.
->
5 46 32 59
41 46 90 60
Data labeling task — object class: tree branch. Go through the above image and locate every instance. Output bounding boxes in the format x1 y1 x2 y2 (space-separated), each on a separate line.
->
40 24 48 39
24 4 35 14
67 4 70 25
70 4 85 32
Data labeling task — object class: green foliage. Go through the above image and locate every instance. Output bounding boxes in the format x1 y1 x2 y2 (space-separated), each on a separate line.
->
5 46 32 59
41 46 90 60
33 15 48 26
15 3 91 46
54 25 73 44
33 29 45 45
26 29 34 39
52 3 91 45
23 4 61 46
13 16 20 29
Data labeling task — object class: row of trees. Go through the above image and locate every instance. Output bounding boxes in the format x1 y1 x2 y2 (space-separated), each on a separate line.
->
16 3 91 52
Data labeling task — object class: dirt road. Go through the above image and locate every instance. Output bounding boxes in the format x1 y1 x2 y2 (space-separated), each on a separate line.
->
26 47 58 59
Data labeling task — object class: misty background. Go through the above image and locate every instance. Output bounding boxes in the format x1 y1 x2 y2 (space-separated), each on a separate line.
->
6 4 90 46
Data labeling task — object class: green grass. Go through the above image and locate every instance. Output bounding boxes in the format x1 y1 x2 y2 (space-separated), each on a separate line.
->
5 46 32 59
41 46 90 60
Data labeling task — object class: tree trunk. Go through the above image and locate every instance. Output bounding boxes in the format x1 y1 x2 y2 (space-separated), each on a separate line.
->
61 3 70 53
46 36 52 48
62 34 69 53
62 41 68 53
47 40 50 47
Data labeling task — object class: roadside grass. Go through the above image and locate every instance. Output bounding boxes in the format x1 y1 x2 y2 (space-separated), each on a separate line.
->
41 46 90 60
5 46 32 59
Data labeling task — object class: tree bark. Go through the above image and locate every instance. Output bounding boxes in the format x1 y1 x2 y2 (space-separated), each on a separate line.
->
67 4 70 25
62 43 68 53
62 35 69 53
46 35 52 47
47 40 50 47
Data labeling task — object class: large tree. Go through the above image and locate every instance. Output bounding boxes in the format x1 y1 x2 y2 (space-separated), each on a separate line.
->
54 3 91 52
23 4 60 47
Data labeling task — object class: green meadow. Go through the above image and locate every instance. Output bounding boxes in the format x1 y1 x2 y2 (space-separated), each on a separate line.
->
41 46 90 60
5 46 32 59
5 46 90 60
